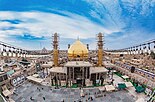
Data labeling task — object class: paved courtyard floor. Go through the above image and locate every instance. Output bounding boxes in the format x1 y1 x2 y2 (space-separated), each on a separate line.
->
10 81 136 102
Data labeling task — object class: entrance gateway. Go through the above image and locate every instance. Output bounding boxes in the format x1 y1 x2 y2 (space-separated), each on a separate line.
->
50 61 108 87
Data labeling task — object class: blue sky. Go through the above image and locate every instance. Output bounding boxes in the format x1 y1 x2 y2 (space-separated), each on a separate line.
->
0 0 155 50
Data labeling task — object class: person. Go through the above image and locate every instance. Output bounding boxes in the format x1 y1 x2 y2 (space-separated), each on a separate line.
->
30 97 33 100
111 79 114 85
90 97 93 101
88 97 90 100
43 97 45 100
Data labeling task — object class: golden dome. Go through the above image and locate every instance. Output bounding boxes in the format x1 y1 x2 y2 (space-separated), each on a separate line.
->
68 39 88 59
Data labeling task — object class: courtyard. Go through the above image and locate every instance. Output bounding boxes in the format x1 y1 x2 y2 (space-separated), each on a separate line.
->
11 81 136 102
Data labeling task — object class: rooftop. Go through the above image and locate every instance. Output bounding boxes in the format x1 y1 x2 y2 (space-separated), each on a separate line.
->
49 67 67 74
90 67 108 74
64 61 92 67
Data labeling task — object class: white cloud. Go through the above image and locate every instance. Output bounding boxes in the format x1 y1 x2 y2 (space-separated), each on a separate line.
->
0 11 120 40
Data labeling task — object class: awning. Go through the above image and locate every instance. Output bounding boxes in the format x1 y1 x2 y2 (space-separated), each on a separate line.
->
85 79 93 86
80 89 84 97
42 62 53 68
61 81 66 86
118 83 126 89
135 86 145 93
105 85 115 91
90 67 108 74
113 70 117 73
98 86 106 91
122 75 129 79
32 74 39 78
27 76 43 83
49 67 67 74
2 90 12 97
7 70 15 75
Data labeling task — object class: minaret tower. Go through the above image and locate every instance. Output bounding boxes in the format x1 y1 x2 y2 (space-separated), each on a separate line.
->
52 33 59 67
97 32 104 67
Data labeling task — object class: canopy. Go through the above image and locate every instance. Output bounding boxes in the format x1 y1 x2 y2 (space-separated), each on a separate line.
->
61 81 66 86
20 61 30 65
2 90 12 97
135 86 145 93
85 79 93 86
27 76 43 83
80 89 84 97
32 74 39 78
90 67 108 74
49 67 67 74
118 83 126 89
42 62 53 68
122 75 129 79
7 70 15 75
105 85 115 91
98 86 106 91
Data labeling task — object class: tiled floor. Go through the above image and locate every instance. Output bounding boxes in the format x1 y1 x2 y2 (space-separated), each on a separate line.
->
11 81 136 102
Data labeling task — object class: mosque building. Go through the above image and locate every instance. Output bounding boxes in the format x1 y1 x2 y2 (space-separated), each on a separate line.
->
50 33 108 87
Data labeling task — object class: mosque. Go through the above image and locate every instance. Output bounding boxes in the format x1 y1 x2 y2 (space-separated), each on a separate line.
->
50 33 108 87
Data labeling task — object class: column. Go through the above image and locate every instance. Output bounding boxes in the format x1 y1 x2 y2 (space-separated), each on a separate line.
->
56 73 58 86
143 44 146 54
66 73 68 87
128 48 130 55
73 67 74 81
153 41 155 53
82 67 84 87
59 73 61 86
86 67 88 79
138 45 141 54
131 47 133 54
99 73 101 85
148 43 151 54
69 67 71 87
46 67 48 75
43 68 45 78
11 48 13 57
136 46 138 54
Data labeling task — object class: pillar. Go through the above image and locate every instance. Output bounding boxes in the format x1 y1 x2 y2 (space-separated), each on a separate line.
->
136 46 138 54
131 47 133 54
11 50 13 57
148 43 151 54
143 45 146 54
73 67 74 80
46 68 48 75
82 67 84 87
3 46 6 56
139 45 141 54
